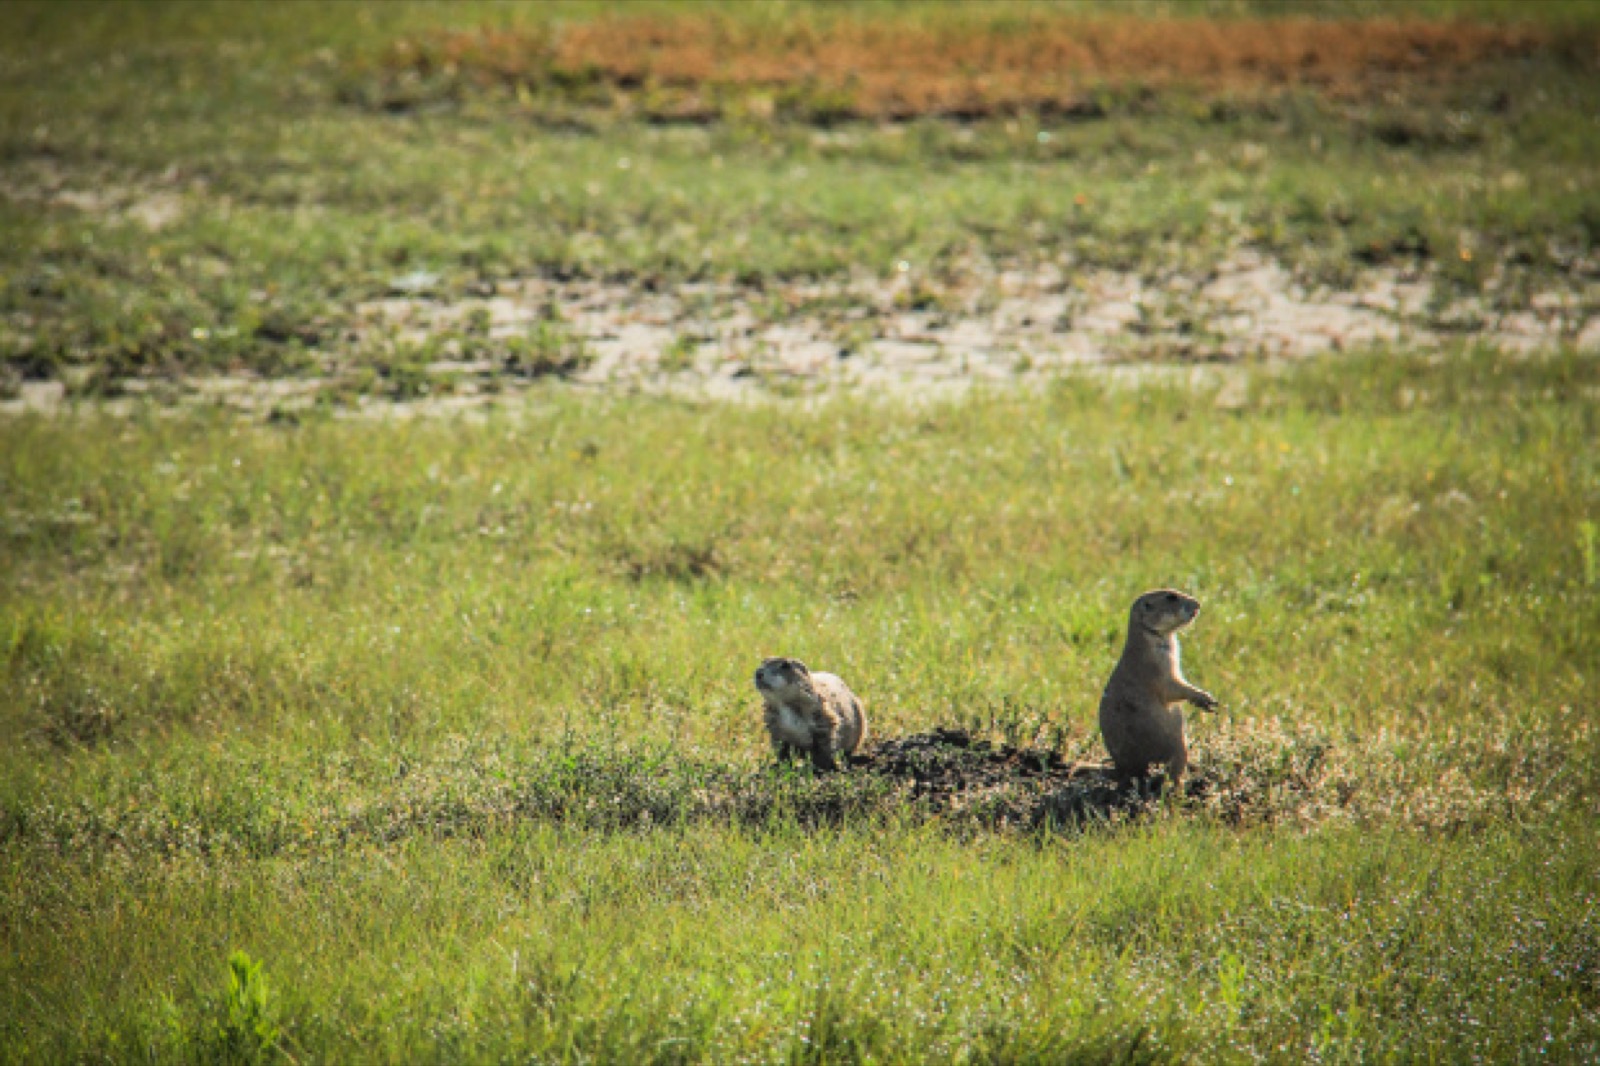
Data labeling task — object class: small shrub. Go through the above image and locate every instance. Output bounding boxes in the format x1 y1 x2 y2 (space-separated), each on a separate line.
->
215 951 281 1062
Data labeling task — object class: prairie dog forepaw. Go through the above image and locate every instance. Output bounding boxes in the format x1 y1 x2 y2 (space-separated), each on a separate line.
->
1190 690 1219 712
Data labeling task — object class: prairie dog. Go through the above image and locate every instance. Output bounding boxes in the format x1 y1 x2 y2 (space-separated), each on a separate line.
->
1098 589 1219 781
753 657 867 772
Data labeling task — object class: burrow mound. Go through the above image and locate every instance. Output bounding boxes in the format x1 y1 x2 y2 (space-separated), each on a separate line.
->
848 727 1209 825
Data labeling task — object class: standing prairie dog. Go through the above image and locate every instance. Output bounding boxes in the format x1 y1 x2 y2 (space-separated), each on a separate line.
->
753 657 867 772
1098 589 1219 782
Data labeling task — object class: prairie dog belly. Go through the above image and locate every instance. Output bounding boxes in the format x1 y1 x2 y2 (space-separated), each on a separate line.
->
770 704 816 749
1101 697 1186 769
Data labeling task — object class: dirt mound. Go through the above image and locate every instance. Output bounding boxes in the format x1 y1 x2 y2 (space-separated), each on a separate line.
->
853 727 1092 791
851 727 1183 825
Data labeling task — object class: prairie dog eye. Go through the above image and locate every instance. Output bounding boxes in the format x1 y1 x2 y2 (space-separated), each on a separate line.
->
1165 592 1178 603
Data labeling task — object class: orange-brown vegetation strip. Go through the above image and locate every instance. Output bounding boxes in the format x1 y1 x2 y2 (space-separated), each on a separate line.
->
379 14 1596 118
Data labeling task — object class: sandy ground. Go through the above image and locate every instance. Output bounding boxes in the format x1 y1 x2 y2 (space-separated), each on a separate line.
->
4 249 1595 416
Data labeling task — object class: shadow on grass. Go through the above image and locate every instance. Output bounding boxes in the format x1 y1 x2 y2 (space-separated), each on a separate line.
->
3 718 1582 861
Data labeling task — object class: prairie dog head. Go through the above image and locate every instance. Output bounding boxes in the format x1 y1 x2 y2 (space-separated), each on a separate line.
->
1131 589 1201 637
753 657 817 704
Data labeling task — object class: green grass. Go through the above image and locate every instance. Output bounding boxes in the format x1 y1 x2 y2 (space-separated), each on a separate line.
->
6 821 1598 1063
3 348 1598 1060
3 2 1599 1060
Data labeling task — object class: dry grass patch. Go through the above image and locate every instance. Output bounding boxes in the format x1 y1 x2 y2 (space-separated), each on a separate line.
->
366 13 1596 119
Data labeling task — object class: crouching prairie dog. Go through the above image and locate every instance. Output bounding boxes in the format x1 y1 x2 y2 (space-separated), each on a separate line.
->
753 657 868 772
1098 589 1219 782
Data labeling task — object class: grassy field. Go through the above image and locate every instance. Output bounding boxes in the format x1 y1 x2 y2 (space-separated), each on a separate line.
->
3 2 1599 1062
4 351 1597 1061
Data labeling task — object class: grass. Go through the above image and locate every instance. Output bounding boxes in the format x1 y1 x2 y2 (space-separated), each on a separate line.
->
6 822 1598 1062
2 1 1598 1060
3 348 1598 1060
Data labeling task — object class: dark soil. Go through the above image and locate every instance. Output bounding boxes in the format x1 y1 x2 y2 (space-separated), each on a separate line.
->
849 727 1205 826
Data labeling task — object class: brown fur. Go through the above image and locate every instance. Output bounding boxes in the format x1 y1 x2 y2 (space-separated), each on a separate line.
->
1098 589 1218 781
753 657 867 772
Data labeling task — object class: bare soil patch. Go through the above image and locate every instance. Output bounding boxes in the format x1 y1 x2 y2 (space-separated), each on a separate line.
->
348 253 1595 398
7 251 1591 417
853 727 1308 829
852 727 1139 825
